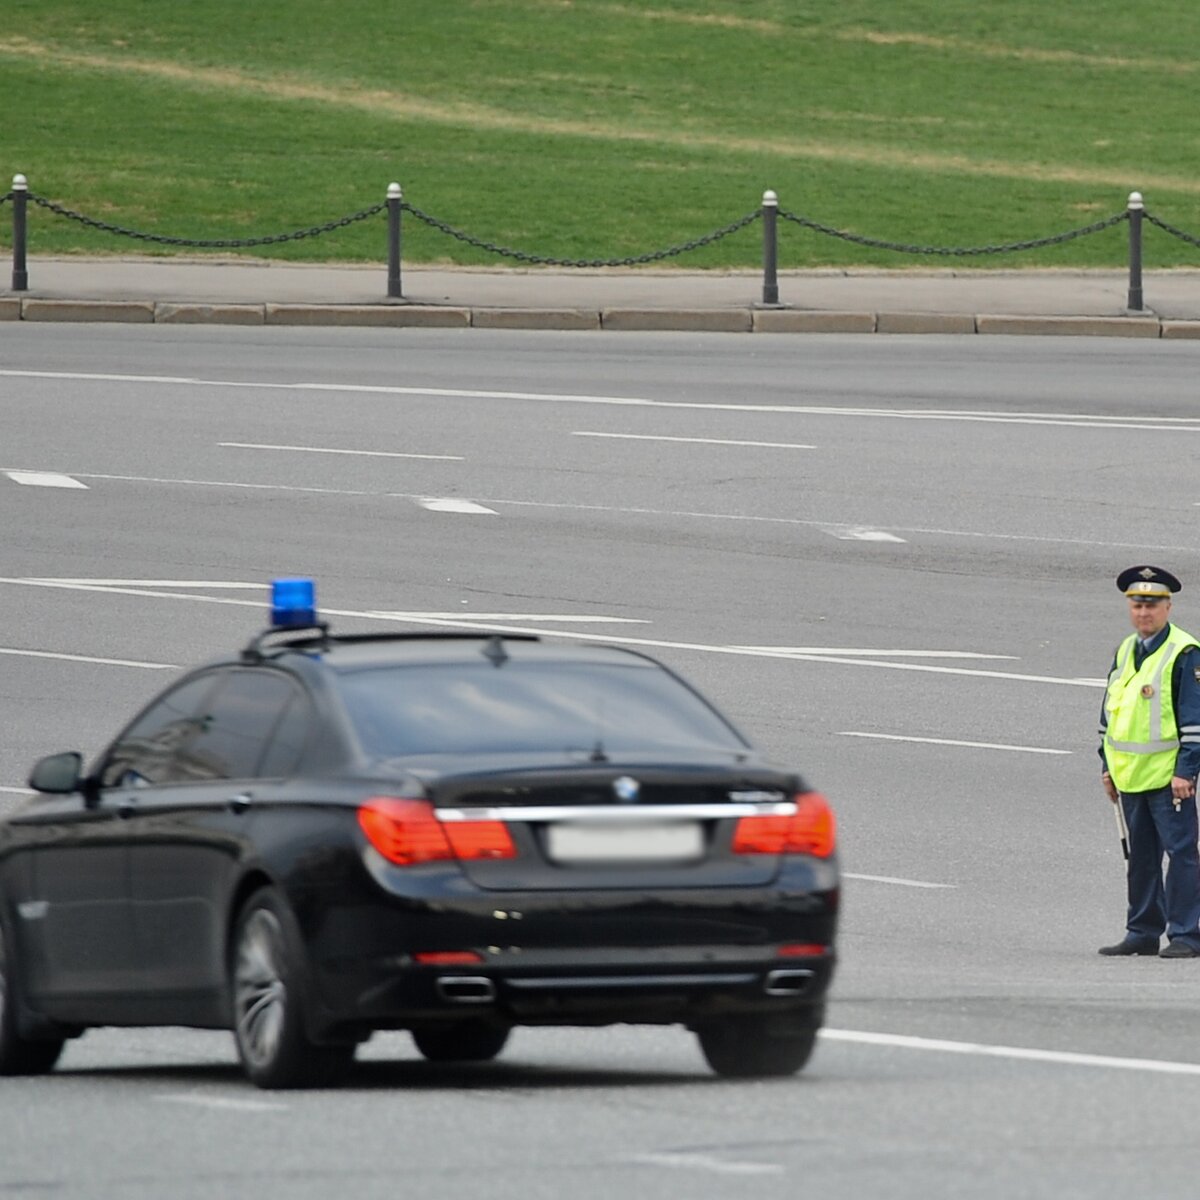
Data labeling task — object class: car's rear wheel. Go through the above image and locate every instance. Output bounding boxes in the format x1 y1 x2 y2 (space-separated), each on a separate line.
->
696 1016 818 1078
0 921 65 1076
230 889 354 1089
412 1022 510 1062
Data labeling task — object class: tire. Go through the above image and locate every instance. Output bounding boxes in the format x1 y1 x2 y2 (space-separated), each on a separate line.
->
0 919 65 1076
697 1016 818 1079
230 889 354 1089
412 1022 510 1062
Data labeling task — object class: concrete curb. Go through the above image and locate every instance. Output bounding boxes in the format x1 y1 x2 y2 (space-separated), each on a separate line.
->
156 303 265 325
472 308 599 331
975 314 1160 338
754 310 875 333
600 308 752 332
1162 321 1200 340
876 312 977 335
264 304 471 327
0 300 1191 338
21 299 155 323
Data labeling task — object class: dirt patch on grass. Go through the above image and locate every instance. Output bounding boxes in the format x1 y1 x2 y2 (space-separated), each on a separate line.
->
3 36 1198 195
838 27 1197 74
522 1 782 34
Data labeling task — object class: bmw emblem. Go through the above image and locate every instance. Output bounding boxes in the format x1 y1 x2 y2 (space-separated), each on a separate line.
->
612 776 640 803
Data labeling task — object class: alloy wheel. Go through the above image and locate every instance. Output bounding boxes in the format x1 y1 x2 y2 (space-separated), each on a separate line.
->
233 909 288 1070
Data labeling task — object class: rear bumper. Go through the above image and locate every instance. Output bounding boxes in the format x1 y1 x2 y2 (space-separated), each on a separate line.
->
312 950 834 1039
299 878 838 1037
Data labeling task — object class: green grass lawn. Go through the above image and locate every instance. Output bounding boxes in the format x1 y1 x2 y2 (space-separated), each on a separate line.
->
2 0 1200 268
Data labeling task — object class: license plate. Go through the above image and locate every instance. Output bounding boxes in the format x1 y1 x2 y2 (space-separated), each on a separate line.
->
546 820 704 864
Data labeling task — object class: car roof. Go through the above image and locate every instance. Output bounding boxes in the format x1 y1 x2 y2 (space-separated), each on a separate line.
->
241 630 662 672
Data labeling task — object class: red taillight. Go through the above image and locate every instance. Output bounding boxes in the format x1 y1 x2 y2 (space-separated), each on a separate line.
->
778 943 831 958
413 951 484 965
732 792 835 858
444 819 517 861
358 798 516 866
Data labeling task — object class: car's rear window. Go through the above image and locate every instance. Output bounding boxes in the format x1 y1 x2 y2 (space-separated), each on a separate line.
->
336 661 746 757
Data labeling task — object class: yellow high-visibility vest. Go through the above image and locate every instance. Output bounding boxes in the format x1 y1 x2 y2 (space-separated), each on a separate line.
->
1104 625 1200 792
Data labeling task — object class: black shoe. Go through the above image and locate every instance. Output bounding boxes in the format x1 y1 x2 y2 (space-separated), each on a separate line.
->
1159 941 1200 958
1098 939 1160 956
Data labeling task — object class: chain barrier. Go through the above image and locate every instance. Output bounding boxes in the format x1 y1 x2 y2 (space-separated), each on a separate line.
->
0 192 10 206
25 192 386 249
401 201 761 268
1145 210 1200 251
778 207 1128 257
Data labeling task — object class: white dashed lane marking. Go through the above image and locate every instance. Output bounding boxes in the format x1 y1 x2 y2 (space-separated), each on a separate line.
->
0 646 175 669
417 498 498 514
838 731 1071 755
220 442 463 461
158 1092 288 1112
635 1152 782 1176
368 611 648 624
824 526 906 543
572 432 816 449
844 873 956 889
5 471 88 489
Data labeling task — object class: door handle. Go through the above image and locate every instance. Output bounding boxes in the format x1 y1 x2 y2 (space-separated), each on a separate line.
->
227 793 253 814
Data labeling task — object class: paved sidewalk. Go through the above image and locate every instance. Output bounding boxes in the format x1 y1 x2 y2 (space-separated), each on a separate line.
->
3 255 1200 336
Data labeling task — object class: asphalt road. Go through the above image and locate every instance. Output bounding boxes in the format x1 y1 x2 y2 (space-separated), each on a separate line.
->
2 325 1200 1198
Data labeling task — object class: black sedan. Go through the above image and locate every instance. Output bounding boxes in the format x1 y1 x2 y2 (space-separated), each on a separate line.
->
0 584 839 1088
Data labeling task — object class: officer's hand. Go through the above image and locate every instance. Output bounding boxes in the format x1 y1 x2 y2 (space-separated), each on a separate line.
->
1171 775 1195 801
1102 771 1119 803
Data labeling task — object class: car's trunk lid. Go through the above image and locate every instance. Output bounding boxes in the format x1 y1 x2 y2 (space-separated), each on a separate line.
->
427 763 798 890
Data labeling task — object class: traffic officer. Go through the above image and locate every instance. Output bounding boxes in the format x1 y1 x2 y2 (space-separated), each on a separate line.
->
1099 565 1200 957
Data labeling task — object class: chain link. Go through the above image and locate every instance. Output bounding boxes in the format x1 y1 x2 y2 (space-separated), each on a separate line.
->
26 192 386 248
17 188 1197 263
778 208 1128 256
0 192 11 206
1144 210 1200 251
401 202 761 268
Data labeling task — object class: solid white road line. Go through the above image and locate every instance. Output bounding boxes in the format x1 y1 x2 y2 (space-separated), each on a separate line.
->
417 497 498 514
838 731 1071 755
737 647 1017 659
0 786 33 796
20 579 263 589
220 441 463 461
573 432 816 449
5 471 87 489
822 1029 1200 1076
0 646 176 669
6 369 1200 432
843 873 956 889
0 578 1106 689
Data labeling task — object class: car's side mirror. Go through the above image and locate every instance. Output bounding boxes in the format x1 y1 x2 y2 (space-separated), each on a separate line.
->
28 751 84 795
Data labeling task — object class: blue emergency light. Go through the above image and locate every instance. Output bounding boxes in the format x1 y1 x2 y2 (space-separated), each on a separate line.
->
270 577 317 628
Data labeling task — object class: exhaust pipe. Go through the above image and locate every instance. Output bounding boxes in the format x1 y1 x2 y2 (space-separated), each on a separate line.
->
436 975 496 1004
764 968 814 997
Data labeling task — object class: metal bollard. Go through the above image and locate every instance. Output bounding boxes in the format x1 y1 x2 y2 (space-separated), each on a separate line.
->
11 174 28 291
387 182 403 299
761 189 779 306
1126 191 1144 312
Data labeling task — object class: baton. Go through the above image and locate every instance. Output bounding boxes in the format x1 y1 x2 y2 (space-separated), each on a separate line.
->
1112 799 1130 862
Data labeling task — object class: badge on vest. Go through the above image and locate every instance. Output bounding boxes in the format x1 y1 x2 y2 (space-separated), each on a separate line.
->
1141 684 1155 698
